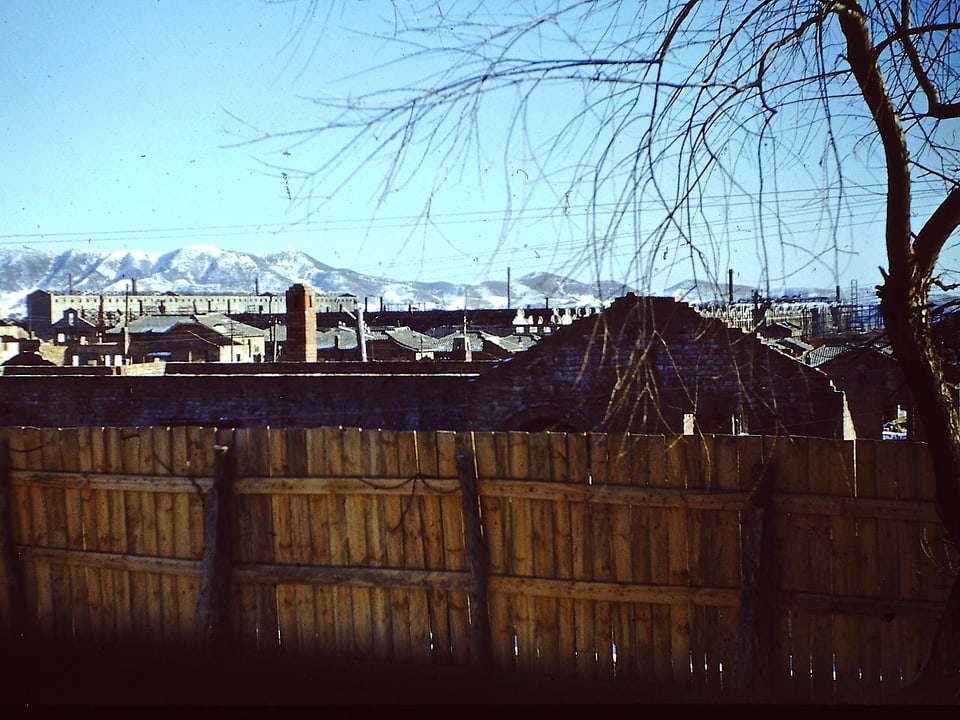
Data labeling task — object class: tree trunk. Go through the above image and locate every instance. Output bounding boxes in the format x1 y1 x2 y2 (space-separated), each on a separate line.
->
837 2 960 698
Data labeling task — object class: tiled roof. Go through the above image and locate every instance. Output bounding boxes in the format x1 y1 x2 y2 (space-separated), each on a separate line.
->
126 313 265 338
316 326 358 350
383 326 439 351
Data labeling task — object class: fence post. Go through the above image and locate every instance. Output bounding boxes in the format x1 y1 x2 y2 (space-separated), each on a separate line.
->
455 436 492 670
0 440 27 642
194 444 234 653
731 461 773 697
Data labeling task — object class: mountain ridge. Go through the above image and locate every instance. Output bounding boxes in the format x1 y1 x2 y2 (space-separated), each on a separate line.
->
0 244 641 319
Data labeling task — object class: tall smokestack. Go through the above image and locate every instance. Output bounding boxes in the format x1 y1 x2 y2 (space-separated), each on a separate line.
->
507 267 512 310
728 269 733 305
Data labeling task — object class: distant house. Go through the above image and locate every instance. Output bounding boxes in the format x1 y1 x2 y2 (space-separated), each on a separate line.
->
126 313 266 363
433 329 536 361
50 309 99 345
315 324 360 361
468 293 853 437
365 327 439 361
0 294 855 437
1 338 55 368
0 320 32 365
806 342 920 440
64 332 129 368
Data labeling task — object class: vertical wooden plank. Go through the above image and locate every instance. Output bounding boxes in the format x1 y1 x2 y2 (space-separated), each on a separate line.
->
686 433 716 692
567 431 597 680
645 435 672 685
41 426 75 642
604 432 635 685
664 435 691 687
341 427 373 658
136 427 163 647
194 441 234 651
765 435 807 701
249 426 279 653
168 425 194 645
805 438 838 703
527 431 559 677
853 440 882 702
0 433 25 639
322 427 355 658
287 427 318 657
506 431 539 675
102 426 132 644
268 426 299 655
185 426 216 636
229 427 262 653
150 426 179 646
377 429 410 662
5 429 38 638
721 434 762 694
624 434 656 684
74 426 104 645
474 431 517 673
212 424 238 655
895 442 929 688
586 433 617 681
119 428 146 645
830 439 862 703
361 428 395 662
874 440 904 696
549 432 579 679
305 427 336 657
413 430 451 665
23 427 55 641
907 443 948 688
60 428 92 644
713 433 752 693
436 430 469 666
395 428 431 663
89 427 117 645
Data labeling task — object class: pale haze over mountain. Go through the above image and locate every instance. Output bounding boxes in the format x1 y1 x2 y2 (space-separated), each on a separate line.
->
0 244 651 320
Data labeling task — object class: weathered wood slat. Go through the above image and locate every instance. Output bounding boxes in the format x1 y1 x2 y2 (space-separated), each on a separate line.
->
473 431 516 674
9 469 943 523
232 427 276 653
0 426 950 703
436 430 469 667
664 436 692 686
395 429 432 663
41 427 75 642
305 427 335 657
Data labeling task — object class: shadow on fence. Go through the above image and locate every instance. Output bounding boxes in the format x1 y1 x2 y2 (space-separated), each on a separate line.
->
0 425 954 704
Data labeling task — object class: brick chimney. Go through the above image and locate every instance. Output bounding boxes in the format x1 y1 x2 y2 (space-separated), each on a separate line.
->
284 283 317 362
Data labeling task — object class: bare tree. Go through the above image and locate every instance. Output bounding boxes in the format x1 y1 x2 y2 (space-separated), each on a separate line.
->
253 0 960 697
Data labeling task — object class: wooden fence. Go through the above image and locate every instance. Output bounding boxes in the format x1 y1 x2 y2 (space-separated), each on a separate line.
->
0 425 953 703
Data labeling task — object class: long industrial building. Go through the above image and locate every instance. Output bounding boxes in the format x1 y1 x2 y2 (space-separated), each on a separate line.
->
25 288 358 337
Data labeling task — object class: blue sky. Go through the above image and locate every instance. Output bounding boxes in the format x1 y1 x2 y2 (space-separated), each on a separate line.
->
2 1 954 299
3 0 552 287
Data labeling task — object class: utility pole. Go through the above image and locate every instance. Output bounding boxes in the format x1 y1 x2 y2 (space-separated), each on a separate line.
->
356 306 368 362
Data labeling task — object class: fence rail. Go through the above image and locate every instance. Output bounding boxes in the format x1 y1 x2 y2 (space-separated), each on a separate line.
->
0 425 953 703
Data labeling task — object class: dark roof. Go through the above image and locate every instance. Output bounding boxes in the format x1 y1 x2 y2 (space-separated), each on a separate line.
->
2 351 54 367
51 311 98 330
805 342 894 368
127 313 265 339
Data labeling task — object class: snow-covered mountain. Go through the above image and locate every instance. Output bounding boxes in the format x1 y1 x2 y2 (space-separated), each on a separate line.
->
0 244 638 319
